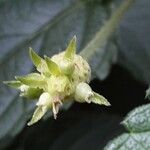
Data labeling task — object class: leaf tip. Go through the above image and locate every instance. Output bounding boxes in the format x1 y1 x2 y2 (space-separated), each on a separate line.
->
29 47 34 58
120 117 129 126
72 35 77 43
27 106 48 126
105 101 111 106
29 47 33 52
120 120 125 125
3 80 22 88
3 81 12 87
29 47 42 67
27 121 33 126
91 92 111 106
65 36 77 60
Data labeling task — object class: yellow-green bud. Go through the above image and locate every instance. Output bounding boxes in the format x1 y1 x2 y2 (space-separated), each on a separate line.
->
51 52 74 75
4 36 110 126
47 75 73 96
72 54 91 84
51 52 91 84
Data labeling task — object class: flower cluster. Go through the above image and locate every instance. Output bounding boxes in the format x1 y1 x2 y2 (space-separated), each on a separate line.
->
4 36 110 126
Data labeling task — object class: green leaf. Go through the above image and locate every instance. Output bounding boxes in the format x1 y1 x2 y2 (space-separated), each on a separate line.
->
44 56 61 76
104 132 150 150
15 73 46 89
64 35 76 60
80 0 134 79
122 104 150 132
29 47 43 68
27 106 48 126
104 104 150 149
3 80 22 89
91 92 111 106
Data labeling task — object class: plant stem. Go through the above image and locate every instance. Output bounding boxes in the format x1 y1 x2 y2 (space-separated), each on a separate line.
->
80 0 135 61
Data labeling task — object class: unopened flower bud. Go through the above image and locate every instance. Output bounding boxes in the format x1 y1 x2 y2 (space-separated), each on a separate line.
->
47 75 73 96
51 54 74 75
4 36 110 126
75 82 93 103
36 92 52 107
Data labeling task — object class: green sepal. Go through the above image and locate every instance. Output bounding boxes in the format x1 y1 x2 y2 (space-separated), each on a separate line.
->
44 56 61 76
3 80 22 89
15 73 45 89
29 47 43 67
3 80 43 99
64 35 76 60
20 87 43 99
27 105 48 126
90 92 111 106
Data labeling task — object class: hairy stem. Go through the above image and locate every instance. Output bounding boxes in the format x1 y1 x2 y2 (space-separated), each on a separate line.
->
80 0 135 61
